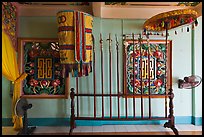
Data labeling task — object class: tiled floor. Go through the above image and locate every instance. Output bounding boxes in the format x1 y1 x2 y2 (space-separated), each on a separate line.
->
2 124 202 135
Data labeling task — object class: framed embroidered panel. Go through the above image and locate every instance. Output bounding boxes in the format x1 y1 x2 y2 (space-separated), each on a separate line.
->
18 38 69 98
123 38 172 98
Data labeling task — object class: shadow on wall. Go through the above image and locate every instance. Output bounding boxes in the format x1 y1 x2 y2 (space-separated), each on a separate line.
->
172 77 180 86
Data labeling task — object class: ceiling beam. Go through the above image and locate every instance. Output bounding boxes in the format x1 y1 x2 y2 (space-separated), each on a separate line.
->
15 2 202 19
92 2 202 19
193 2 202 17
17 4 93 16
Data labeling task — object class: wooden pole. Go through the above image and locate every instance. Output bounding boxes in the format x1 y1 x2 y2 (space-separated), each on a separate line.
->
163 22 178 135
76 77 79 117
132 33 136 118
124 36 128 119
69 88 76 135
165 23 168 118
139 34 144 118
147 34 151 119
92 34 96 118
115 34 120 119
100 33 104 118
107 33 112 118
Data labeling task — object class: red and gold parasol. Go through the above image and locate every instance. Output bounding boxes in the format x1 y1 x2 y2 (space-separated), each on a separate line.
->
143 9 198 32
142 8 198 90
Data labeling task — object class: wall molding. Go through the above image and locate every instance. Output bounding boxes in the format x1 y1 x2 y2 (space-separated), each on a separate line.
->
17 4 93 17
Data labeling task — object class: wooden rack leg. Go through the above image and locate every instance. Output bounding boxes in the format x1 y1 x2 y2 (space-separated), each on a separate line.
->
69 88 76 135
164 88 179 135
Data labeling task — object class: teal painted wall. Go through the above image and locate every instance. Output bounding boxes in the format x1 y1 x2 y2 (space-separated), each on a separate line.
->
2 76 12 118
2 15 202 125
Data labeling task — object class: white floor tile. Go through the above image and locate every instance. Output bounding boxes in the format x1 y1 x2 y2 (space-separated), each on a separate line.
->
194 126 202 131
146 125 161 131
102 125 115 132
124 125 137 132
2 124 202 135
92 126 104 132
114 125 128 132
73 126 83 132
175 124 202 131
78 126 93 133
34 126 69 133
134 125 149 132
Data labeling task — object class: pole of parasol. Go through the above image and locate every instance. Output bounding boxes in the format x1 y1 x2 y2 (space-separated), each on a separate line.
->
165 21 175 129
165 22 168 118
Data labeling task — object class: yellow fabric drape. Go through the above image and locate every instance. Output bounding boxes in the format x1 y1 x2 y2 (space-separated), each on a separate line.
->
2 28 28 130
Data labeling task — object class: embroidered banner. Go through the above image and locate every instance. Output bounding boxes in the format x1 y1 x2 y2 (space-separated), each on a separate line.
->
57 10 93 77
